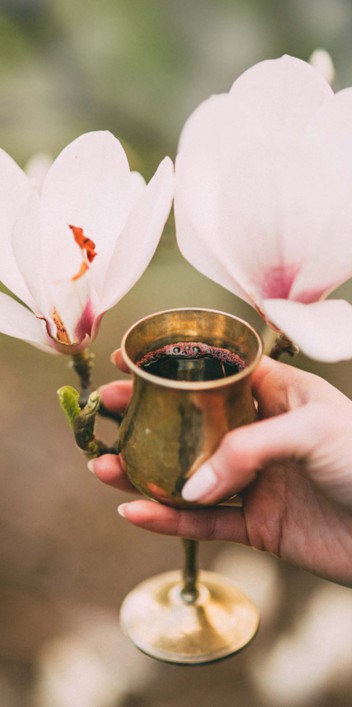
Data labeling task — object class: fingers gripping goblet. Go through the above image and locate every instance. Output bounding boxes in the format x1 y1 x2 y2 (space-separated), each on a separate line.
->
118 308 263 664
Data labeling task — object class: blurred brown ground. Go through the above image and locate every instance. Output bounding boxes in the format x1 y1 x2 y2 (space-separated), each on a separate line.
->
2 244 352 706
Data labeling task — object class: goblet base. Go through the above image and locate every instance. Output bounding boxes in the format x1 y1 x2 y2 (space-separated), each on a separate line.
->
119 569 259 665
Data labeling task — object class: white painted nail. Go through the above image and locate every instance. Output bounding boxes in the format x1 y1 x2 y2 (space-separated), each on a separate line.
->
87 459 96 474
182 463 218 502
117 503 128 518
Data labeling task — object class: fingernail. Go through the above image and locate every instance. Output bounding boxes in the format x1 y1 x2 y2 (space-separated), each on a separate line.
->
110 350 118 365
87 459 96 474
182 463 218 502
117 503 128 518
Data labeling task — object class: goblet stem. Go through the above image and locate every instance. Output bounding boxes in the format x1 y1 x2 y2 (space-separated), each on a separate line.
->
181 539 199 604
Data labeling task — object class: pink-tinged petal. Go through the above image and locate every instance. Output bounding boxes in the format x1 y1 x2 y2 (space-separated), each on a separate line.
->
45 274 97 347
263 299 352 362
74 298 96 343
287 87 352 299
176 111 326 306
239 139 352 302
13 197 95 349
0 293 57 354
90 311 104 343
40 131 134 285
177 73 325 303
229 55 333 138
175 54 352 359
14 205 98 348
100 157 174 312
176 82 352 307
0 149 36 307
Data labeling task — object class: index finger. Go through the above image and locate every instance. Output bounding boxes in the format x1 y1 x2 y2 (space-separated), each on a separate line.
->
98 379 133 412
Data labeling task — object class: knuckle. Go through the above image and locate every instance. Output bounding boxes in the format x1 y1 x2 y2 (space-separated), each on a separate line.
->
216 427 249 471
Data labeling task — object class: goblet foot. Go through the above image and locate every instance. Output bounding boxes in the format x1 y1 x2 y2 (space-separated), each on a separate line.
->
119 569 259 665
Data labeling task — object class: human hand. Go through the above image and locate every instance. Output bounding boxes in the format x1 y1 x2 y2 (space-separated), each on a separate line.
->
92 354 352 587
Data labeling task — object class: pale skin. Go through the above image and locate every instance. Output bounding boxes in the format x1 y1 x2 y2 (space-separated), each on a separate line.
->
91 352 352 588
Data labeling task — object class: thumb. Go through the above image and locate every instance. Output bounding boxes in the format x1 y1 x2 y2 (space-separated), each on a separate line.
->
181 406 319 505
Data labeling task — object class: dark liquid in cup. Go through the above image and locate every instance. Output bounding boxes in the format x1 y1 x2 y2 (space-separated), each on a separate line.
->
136 341 246 382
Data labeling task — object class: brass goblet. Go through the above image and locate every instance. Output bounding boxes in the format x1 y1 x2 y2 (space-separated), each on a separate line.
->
118 308 263 664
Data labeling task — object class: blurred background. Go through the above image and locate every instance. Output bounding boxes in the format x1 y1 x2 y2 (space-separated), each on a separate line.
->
1 1 352 705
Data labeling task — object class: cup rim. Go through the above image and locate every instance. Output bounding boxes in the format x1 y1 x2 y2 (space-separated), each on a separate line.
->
121 307 263 391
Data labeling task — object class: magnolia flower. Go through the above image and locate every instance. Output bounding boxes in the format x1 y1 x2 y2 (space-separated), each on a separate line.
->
24 151 53 191
175 55 352 361
309 48 335 86
0 131 173 354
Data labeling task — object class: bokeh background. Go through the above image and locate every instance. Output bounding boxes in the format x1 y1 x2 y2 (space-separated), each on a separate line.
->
1 1 352 705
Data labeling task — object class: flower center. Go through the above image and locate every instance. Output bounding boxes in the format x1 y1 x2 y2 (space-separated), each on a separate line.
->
260 263 299 300
48 226 98 346
52 308 71 345
69 224 98 281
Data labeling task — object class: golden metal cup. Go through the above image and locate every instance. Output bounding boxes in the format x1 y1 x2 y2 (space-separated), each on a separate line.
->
118 308 263 664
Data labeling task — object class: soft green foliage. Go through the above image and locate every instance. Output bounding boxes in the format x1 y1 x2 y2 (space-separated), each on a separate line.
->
57 385 81 429
57 386 110 457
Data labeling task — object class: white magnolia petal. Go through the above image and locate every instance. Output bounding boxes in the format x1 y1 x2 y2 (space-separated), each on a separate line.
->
293 89 352 297
101 156 174 312
12 194 95 345
24 152 52 192
41 131 133 284
216 142 312 299
177 88 308 303
263 298 352 362
11 192 50 316
179 91 255 155
0 292 56 354
91 170 148 301
0 149 35 305
309 48 335 85
176 94 264 305
307 87 352 139
177 120 324 305
229 55 333 138
219 139 352 302
130 170 146 190
291 92 352 300
290 186 352 302
175 149 255 306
